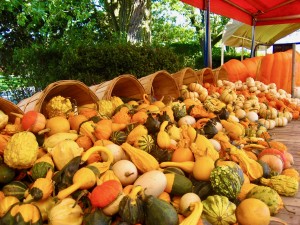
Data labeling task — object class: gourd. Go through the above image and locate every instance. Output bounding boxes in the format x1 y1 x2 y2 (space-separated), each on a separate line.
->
118 185 145 224
144 113 161 134
179 201 203 225
219 88 237 104
48 198 83 225
126 124 148 144
30 153 54 180
121 142 159 173
25 169 54 201
0 202 43 225
134 170 167 197
210 166 242 201
57 146 113 199
160 161 195 174
144 195 179 225
19 110 47 133
83 208 112 225
97 169 121 185
260 175 299 197
0 196 19 217
2 180 28 200
201 195 237 225
94 119 112 140
134 134 155 153
178 115 196 127
43 116 70 136
4 131 39 169
110 131 127 145
190 178 214 200
48 139 84 170
0 162 15 184
164 172 193 196
246 185 283 215
112 159 138 186
90 180 123 208
179 192 201 216
45 95 73 118
42 132 78 150
102 143 128 164
157 121 171 149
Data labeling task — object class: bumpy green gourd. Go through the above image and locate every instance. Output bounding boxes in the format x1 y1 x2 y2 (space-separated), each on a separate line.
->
210 166 242 201
201 195 237 225
246 185 283 215
260 175 299 197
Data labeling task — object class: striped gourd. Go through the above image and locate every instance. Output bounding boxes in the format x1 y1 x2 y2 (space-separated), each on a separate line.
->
134 134 154 153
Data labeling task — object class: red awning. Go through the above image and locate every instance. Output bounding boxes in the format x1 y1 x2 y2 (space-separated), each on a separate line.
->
181 0 300 26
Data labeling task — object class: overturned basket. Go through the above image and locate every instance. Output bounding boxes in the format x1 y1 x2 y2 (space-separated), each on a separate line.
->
172 67 199 88
0 97 24 123
90 74 146 101
17 80 99 115
138 70 180 103
195 67 216 85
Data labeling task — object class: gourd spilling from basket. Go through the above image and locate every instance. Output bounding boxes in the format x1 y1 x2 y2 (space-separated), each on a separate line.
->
0 76 299 225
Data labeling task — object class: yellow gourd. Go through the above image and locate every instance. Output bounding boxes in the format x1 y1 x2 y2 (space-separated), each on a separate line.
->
121 142 159 173
126 124 148 144
157 121 171 149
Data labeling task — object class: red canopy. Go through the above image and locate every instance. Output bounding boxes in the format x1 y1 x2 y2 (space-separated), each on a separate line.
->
181 0 300 26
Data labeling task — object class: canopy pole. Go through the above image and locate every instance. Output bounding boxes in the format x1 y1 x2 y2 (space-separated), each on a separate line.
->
204 0 212 68
250 18 257 57
292 43 296 97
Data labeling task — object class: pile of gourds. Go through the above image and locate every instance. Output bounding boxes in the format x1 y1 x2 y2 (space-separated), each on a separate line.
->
0 76 299 225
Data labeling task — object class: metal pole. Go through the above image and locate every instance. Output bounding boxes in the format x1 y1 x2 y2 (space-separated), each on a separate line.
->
250 18 256 57
204 0 212 68
292 44 296 97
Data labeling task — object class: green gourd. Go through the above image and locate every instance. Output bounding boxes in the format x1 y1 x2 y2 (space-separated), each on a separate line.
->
144 195 178 225
210 165 242 201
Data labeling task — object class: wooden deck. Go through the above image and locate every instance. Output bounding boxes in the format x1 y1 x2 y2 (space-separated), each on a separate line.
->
268 120 300 225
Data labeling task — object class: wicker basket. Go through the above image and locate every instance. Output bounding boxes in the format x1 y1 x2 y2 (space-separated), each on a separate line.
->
195 67 215 85
90 74 146 101
172 67 199 88
212 66 231 82
0 97 24 123
138 70 179 103
17 80 99 115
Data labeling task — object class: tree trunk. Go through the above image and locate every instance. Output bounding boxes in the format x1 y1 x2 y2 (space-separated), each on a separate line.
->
127 0 151 43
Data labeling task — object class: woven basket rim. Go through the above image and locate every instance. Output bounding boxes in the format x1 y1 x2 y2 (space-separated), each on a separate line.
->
0 97 24 123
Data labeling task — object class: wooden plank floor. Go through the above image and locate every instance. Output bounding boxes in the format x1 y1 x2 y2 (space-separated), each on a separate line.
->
268 120 300 225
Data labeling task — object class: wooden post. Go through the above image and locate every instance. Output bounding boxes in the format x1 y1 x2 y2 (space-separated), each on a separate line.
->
291 44 296 97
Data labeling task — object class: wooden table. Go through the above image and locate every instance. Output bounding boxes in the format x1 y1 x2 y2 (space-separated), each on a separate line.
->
269 120 300 225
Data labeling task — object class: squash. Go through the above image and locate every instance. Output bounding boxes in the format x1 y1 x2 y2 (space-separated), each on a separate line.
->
190 178 214 200
30 154 54 180
143 195 179 225
2 181 28 200
210 166 242 201
20 110 46 133
118 185 145 224
179 192 201 216
133 170 167 197
110 131 127 145
246 185 283 215
134 134 155 153
157 121 171 149
112 159 138 186
0 162 15 185
83 208 112 225
90 180 123 208
260 175 299 197
0 196 19 217
201 195 237 225
48 198 83 225
121 142 159 173
179 201 204 225
0 202 43 225
25 169 53 201
57 146 113 199
164 172 193 196
126 124 148 145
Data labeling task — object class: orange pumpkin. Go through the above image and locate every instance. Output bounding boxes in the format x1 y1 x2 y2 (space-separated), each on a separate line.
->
221 59 249 82
241 56 262 78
